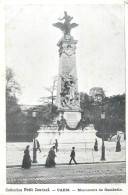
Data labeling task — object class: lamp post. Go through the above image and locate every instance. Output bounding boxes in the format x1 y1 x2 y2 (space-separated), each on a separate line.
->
101 110 106 161
94 92 106 160
32 109 38 163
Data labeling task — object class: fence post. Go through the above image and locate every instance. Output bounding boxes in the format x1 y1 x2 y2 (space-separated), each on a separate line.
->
92 148 94 163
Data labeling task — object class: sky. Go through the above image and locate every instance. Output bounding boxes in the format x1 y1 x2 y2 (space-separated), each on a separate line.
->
6 3 125 105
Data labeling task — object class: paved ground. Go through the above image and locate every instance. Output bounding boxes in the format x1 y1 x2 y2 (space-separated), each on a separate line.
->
7 162 126 184
6 141 126 166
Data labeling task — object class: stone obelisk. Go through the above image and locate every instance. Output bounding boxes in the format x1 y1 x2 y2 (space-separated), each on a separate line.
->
53 12 81 128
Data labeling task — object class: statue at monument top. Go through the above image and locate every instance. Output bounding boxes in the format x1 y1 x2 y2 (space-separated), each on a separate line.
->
53 11 79 36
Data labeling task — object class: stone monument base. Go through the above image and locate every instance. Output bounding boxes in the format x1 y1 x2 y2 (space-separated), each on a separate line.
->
37 124 102 149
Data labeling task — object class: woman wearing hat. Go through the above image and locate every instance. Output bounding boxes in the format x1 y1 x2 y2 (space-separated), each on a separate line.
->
22 145 31 169
45 146 56 168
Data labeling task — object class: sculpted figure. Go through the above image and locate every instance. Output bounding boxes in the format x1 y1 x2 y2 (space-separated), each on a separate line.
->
60 73 78 107
68 81 75 101
53 11 78 36
57 115 67 131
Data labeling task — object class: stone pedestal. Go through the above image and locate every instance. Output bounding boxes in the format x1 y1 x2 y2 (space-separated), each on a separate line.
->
58 110 81 128
63 111 81 127
37 125 101 149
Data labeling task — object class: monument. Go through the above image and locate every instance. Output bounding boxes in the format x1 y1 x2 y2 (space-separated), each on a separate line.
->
38 12 100 148
53 11 81 128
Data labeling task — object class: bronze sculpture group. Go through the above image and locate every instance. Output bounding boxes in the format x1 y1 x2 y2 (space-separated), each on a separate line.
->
60 73 79 108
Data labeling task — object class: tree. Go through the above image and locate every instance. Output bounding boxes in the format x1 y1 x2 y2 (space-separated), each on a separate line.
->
104 94 125 135
44 76 57 112
6 67 21 107
6 67 23 141
36 104 59 125
6 68 42 142
80 92 94 121
80 91 125 140
38 76 58 124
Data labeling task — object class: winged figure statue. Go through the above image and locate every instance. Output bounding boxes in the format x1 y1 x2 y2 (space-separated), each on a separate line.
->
53 11 79 36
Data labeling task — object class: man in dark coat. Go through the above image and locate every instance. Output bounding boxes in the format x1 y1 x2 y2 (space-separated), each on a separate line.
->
69 147 77 165
94 138 98 151
36 140 41 153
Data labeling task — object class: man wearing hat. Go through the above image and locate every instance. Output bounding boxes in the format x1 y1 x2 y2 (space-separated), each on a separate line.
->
69 147 77 165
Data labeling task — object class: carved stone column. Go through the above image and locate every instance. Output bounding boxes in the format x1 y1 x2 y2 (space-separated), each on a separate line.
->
56 35 81 128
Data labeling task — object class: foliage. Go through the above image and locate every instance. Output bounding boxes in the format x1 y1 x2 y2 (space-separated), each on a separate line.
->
80 92 125 140
6 67 21 107
6 69 58 141
6 68 39 141
35 104 59 126
6 68 125 141
6 68 23 141
37 76 59 125
39 76 57 112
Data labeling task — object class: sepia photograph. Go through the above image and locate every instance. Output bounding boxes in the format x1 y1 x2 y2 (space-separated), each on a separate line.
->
4 0 127 189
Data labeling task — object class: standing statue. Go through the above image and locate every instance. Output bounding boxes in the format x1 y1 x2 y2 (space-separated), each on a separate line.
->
53 11 78 36
57 115 67 131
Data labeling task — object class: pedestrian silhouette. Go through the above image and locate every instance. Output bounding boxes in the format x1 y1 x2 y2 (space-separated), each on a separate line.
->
94 138 98 151
55 139 59 152
22 145 31 169
45 146 56 168
36 140 41 153
116 135 121 152
69 147 77 165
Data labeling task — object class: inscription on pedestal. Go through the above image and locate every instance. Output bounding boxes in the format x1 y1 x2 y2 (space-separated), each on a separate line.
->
64 112 81 128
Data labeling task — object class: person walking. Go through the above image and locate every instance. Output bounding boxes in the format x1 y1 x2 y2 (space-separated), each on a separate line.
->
22 145 31 169
54 139 59 152
116 135 121 152
45 146 56 168
69 147 77 165
94 138 98 151
36 140 41 153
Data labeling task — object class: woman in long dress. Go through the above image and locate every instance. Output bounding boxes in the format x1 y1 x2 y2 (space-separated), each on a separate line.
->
116 136 121 152
94 139 98 151
22 145 31 169
45 146 56 168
